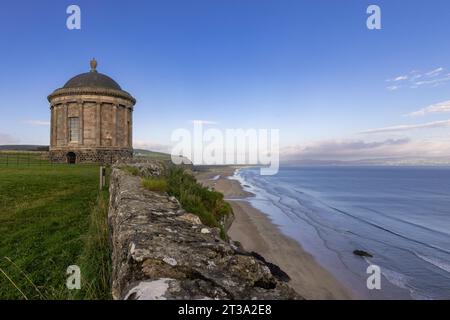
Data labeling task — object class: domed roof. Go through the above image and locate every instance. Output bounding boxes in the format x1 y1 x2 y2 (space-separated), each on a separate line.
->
63 58 122 90
48 59 136 106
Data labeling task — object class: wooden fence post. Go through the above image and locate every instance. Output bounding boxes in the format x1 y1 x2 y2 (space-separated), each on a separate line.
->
99 166 106 190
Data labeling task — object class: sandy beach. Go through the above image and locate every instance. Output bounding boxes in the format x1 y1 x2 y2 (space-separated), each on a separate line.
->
196 166 354 300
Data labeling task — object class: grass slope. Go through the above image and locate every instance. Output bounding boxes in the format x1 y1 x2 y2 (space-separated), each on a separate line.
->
0 164 109 299
133 149 171 160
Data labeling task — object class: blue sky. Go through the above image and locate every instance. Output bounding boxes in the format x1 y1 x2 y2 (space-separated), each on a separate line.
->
1 0 450 160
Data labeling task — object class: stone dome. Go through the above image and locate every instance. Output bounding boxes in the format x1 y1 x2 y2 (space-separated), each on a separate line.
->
64 71 122 90
63 58 122 90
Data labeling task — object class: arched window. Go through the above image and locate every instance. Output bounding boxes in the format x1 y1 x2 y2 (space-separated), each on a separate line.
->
67 152 76 164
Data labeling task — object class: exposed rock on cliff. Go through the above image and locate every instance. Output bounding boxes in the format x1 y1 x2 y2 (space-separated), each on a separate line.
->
108 164 301 300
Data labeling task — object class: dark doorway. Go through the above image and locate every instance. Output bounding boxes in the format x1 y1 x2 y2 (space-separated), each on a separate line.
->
67 152 76 164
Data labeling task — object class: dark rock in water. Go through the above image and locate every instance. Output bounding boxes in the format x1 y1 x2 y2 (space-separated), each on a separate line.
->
250 252 291 282
353 250 373 258
232 248 291 282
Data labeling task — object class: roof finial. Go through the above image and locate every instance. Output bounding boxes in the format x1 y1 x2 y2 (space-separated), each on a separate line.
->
90 58 98 72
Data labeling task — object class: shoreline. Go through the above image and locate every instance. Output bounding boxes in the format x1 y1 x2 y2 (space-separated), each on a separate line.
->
195 166 355 300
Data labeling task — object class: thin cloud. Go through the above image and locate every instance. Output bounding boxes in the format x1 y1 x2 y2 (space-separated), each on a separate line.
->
281 138 409 160
133 140 171 153
414 75 450 87
281 138 450 161
0 133 19 144
393 75 408 82
426 67 444 77
25 120 50 126
386 67 449 90
387 85 400 91
191 120 218 125
406 100 450 117
360 119 450 134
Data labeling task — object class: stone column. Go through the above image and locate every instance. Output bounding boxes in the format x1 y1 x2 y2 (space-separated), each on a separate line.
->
50 106 54 147
129 107 133 149
79 101 84 145
96 102 102 146
63 103 68 145
124 106 128 148
54 106 58 146
112 104 118 147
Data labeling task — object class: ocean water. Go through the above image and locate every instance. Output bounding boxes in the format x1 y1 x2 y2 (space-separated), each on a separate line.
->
232 166 450 300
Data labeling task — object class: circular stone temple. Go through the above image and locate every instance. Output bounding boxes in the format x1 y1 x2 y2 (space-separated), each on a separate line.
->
48 59 136 164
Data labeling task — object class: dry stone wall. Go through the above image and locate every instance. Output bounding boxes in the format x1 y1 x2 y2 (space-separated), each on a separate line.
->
108 163 302 300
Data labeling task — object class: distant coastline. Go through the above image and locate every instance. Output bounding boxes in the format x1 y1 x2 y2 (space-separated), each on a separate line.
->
282 157 450 167
2 145 450 167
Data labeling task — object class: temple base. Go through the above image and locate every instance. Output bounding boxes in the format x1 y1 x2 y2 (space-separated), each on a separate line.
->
49 149 133 164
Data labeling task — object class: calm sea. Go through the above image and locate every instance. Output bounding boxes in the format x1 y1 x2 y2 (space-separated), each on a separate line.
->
233 166 450 299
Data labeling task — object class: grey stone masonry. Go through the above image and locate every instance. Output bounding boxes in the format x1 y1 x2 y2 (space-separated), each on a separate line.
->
47 60 136 164
49 149 132 164
108 163 302 300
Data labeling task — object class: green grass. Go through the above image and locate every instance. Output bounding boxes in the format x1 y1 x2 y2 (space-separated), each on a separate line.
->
0 164 110 300
0 151 48 166
133 149 171 161
72 189 111 300
142 177 168 192
121 165 140 176
140 167 232 239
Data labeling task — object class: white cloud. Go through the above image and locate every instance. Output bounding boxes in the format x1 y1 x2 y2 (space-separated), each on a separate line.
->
406 100 450 117
413 75 450 87
360 119 450 134
386 67 449 90
394 75 408 81
25 120 50 126
426 67 444 77
0 133 19 145
387 85 399 91
281 138 450 160
190 120 218 125
133 140 171 153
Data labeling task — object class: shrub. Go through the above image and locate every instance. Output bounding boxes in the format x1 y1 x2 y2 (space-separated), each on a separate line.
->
121 165 140 176
165 167 233 238
128 165 233 240
142 177 168 192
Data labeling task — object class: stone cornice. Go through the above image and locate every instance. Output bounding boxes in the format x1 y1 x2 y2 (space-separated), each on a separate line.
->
48 87 136 105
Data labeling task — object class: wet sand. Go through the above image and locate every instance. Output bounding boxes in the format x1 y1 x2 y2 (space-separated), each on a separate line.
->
196 166 354 300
